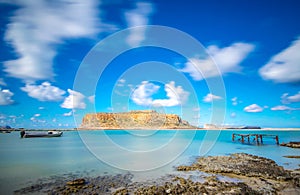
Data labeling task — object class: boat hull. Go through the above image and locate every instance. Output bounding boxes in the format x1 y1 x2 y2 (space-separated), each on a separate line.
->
23 131 63 138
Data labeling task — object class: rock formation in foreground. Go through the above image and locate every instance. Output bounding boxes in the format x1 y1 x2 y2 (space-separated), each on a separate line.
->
15 153 300 194
177 153 300 194
80 110 196 129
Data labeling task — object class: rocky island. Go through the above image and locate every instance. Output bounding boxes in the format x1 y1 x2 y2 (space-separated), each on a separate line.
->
80 110 197 130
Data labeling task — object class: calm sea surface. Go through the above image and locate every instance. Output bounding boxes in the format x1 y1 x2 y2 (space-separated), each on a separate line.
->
1 130 300 194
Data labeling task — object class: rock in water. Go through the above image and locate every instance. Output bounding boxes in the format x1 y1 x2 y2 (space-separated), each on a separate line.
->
280 142 300 148
66 178 86 186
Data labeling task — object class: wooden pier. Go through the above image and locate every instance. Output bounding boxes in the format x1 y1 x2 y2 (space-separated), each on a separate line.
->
232 133 279 145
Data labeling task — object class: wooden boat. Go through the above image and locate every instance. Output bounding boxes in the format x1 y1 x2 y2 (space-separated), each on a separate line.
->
0 130 11 133
22 131 63 138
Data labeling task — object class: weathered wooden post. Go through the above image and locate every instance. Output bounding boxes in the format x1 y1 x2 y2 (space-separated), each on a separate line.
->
232 134 235 141
260 135 263 144
255 134 259 144
275 136 279 145
241 135 244 143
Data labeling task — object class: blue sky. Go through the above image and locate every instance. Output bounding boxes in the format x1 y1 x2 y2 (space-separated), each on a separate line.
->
0 0 300 128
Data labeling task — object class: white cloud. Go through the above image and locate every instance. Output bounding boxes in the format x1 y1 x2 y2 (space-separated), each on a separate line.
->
286 92 300 103
281 93 289 104
3 115 18 124
30 113 45 123
88 95 95 104
203 93 222 103
125 2 153 47
107 107 114 111
128 84 134 91
116 79 126 87
193 113 201 119
63 111 73 116
230 112 236 118
61 89 86 109
244 104 263 113
38 106 45 110
181 42 255 80
0 78 7 86
119 79 126 83
131 81 160 106
271 105 295 111
3 0 101 82
281 91 300 104
193 107 200 112
231 97 238 106
259 37 300 83
152 81 189 107
114 89 129 97
114 80 134 97
21 82 65 101
0 89 14 105
131 81 189 107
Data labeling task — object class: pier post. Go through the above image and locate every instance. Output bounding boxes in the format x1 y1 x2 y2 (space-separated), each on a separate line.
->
260 135 263 144
232 133 279 145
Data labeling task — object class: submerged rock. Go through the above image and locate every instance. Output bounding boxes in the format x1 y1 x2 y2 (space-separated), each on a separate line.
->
66 178 86 186
283 155 300 159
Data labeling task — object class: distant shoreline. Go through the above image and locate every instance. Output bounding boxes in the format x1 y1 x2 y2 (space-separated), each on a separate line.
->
3 127 300 131
77 127 300 131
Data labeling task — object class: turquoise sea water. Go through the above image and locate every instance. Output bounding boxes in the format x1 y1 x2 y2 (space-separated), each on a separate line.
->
0 130 300 194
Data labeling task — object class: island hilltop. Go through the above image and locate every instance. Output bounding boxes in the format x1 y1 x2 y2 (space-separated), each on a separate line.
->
80 110 197 130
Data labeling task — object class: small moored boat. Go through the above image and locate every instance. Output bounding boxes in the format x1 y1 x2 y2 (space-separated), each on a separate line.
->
21 130 63 138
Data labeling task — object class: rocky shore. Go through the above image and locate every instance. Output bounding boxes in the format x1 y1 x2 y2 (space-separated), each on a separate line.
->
14 173 259 195
14 153 300 194
177 153 300 194
14 173 134 194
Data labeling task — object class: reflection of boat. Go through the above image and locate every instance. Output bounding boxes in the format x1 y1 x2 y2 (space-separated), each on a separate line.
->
0 130 11 133
22 131 63 138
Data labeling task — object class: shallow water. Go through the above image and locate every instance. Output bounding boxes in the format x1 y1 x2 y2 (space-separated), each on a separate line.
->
0 130 299 194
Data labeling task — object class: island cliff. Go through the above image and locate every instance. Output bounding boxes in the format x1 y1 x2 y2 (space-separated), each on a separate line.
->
80 110 196 129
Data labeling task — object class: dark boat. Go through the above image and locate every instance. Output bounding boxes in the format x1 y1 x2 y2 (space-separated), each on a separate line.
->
0 130 11 133
21 131 63 138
